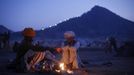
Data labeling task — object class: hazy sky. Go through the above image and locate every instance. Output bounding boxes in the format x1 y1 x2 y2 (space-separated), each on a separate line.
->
0 0 134 31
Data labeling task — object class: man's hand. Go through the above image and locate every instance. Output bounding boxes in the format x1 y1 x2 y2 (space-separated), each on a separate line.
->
56 48 62 53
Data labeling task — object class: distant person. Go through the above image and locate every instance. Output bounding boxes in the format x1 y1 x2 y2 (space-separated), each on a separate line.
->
105 36 118 55
61 31 80 70
7 31 11 47
105 38 112 54
0 33 6 49
103 36 118 66
103 38 112 66
1 31 10 48
0 34 2 49
2 32 7 48
12 41 20 52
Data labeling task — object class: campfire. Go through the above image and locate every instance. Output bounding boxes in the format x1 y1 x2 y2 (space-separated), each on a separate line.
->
55 63 73 74
60 63 65 70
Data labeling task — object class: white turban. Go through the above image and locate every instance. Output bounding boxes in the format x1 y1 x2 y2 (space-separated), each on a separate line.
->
64 31 75 38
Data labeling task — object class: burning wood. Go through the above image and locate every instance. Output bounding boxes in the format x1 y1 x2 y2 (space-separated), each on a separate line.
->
55 63 74 74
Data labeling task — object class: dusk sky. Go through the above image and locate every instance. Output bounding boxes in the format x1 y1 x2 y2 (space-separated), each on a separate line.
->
0 0 134 31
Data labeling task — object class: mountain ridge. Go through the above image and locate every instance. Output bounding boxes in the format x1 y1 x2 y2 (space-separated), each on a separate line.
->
38 5 134 39
0 25 13 33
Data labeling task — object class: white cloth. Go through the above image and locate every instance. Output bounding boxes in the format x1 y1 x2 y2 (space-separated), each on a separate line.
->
24 50 57 71
61 41 80 69
64 31 75 38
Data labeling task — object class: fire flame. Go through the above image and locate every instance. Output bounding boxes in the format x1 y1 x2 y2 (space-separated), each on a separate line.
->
59 63 65 70
55 70 60 73
55 63 64 73
67 69 74 74
55 63 73 74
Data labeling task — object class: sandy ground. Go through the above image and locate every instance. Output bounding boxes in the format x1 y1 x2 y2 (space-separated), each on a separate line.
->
0 48 134 75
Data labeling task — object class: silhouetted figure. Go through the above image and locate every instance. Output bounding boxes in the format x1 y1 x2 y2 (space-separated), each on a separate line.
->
0 33 6 49
2 32 6 48
0 31 10 49
12 41 20 52
7 31 10 47
106 36 118 55
0 34 2 49
105 39 112 54
15 37 36 71
8 28 36 72
103 36 118 66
